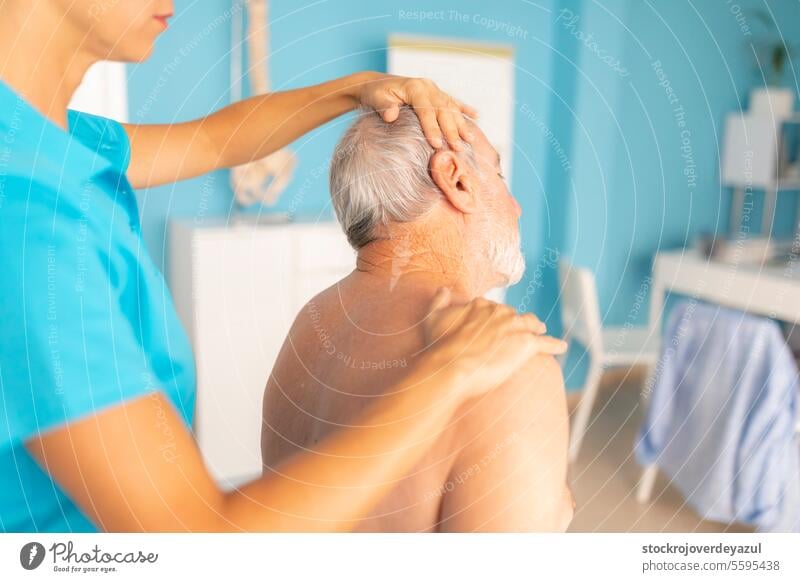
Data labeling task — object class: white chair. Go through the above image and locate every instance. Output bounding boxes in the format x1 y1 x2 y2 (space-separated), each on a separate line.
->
559 260 660 463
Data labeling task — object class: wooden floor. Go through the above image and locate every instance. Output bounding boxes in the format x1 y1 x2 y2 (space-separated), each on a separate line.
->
566 368 752 533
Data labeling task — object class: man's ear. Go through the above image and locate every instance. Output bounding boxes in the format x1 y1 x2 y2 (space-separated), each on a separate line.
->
430 150 478 214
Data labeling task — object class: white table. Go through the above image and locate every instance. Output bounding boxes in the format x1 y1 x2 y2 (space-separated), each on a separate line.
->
648 248 800 340
637 247 800 503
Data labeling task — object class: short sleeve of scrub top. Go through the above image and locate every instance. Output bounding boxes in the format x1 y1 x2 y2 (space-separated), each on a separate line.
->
0 80 197 532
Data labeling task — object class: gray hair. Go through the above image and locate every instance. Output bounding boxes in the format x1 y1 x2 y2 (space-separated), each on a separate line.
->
329 106 475 249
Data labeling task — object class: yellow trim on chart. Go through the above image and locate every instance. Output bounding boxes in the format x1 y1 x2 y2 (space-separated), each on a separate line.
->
388 34 514 59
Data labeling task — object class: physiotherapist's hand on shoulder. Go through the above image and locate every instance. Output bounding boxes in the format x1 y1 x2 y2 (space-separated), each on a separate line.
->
122 71 478 190
25 293 554 533
423 287 568 399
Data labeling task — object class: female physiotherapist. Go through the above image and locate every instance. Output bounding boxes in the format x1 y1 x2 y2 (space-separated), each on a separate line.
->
0 0 566 532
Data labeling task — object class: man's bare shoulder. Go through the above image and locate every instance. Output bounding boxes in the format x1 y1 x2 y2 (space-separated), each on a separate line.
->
438 353 573 532
284 282 346 343
455 354 566 439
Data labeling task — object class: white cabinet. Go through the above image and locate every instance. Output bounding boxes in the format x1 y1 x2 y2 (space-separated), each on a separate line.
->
168 218 355 487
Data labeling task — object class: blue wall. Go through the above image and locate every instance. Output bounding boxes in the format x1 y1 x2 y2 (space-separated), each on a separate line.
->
127 0 800 389
546 0 799 386
127 0 238 269
564 0 800 329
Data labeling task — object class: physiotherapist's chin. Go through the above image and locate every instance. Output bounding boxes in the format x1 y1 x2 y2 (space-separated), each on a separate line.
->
110 28 163 62
105 42 155 63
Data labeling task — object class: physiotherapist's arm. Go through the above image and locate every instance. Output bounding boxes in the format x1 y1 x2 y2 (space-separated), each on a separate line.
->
27 365 460 532
121 72 476 190
25 295 567 532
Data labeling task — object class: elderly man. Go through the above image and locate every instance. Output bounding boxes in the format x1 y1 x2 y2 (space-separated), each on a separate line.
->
261 107 573 532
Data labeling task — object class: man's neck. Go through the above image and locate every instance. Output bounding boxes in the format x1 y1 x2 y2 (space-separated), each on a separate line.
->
0 2 97 130
355 227 491 300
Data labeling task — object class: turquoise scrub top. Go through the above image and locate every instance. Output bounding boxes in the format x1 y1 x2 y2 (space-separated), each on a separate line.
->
0 79 196 532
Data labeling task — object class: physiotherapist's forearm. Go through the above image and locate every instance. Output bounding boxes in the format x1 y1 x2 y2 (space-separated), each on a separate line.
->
203 71 376 169
219 355 463 531
122 71 375 189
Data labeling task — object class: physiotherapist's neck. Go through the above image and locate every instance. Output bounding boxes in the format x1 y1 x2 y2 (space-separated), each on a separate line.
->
0 1 97 130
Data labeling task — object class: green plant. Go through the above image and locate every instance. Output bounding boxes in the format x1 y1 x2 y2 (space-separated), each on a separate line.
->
752 10 797 86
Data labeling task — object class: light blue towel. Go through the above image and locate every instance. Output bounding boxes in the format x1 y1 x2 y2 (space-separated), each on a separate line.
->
635 300 800 532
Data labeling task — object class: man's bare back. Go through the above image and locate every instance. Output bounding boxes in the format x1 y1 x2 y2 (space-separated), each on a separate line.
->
261 271 573 532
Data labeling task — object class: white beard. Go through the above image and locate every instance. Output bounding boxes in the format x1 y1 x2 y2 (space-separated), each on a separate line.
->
486 225 525 287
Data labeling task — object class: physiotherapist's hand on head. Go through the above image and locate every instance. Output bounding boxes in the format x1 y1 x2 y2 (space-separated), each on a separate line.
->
353 73 479 151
